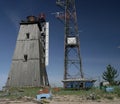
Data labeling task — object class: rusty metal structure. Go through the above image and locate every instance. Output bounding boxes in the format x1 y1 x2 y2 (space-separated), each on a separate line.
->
56 0 84 88
6 14 49 88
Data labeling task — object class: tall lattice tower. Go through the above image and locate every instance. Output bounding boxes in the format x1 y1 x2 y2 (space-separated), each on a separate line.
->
6 14 49 88
56 0 84 88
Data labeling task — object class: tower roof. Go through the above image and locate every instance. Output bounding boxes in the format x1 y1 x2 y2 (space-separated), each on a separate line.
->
20 15 45 31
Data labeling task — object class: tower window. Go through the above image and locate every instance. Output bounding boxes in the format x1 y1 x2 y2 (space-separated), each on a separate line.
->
24 54 28 62
26 33 30 39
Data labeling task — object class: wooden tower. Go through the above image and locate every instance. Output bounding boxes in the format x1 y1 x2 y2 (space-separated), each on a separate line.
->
6 15 49 87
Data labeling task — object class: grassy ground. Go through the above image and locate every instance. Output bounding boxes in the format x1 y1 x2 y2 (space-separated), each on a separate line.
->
52 86 120 100
0 87 40 99
0 86 120 100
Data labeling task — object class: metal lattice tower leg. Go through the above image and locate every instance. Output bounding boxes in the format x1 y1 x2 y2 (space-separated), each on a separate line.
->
56 0 84 88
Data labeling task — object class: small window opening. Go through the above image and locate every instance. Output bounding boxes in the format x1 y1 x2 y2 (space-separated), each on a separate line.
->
24 54 28 62
41 97 46 99
26 33 30 39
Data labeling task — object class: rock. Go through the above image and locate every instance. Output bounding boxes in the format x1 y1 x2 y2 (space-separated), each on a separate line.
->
86 93 96 100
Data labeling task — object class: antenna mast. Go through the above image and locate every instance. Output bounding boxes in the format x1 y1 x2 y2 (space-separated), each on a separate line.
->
56 0 84 88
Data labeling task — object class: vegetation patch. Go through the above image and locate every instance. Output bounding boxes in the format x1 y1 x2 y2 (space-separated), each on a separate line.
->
0 87 40 99
0 86 120 101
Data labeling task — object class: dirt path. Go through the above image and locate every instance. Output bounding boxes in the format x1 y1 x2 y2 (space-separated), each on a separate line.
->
49 95 120 104
0 95 120 104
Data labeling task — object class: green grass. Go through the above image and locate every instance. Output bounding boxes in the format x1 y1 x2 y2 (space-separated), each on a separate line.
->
0 86 120 100
54 87 98 95
0 87 40 99
53 86 120 100
113 86 120 98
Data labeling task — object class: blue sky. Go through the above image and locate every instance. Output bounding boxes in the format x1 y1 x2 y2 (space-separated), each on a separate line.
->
0 0 120 89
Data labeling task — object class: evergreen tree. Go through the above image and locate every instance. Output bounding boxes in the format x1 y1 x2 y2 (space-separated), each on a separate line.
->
102 64 119 85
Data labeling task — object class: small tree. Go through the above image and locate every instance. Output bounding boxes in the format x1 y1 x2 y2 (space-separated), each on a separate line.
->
102 64 119 85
